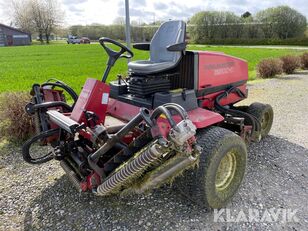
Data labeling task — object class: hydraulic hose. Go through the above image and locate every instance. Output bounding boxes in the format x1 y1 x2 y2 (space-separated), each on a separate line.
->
162 103 188 119
41 82 78 106
28 101 72 113
46 80 78 101
22 128 60 164
214 87 261 139
150 106 177 128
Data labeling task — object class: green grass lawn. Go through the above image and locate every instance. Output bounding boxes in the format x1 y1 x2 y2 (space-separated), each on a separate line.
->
0 43 304 93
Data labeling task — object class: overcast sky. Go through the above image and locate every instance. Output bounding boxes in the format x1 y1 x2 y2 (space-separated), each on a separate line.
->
0 0 308 26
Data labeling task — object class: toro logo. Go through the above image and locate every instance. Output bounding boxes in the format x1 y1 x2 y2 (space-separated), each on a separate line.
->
204 61 235 76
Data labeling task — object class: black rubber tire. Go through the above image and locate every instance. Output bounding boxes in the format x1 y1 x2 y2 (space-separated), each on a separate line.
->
174 126 247 209
247 102 273 139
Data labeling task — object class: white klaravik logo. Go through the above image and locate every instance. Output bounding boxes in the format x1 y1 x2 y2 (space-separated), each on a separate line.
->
213 208 299 223
101 93 109 105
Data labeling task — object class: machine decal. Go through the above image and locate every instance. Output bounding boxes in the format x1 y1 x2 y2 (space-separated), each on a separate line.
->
204 61 235 76
102 93 109 105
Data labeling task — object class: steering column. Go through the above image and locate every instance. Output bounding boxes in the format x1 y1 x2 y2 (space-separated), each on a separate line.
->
99 37 134 83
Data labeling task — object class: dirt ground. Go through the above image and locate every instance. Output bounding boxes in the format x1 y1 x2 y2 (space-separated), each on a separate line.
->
0 72 307 231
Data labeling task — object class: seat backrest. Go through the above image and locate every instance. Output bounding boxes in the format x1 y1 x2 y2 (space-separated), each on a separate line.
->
150 20 186 63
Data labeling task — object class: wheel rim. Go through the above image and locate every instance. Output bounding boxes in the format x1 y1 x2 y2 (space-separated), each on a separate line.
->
215 150 237 191
261 112 270 130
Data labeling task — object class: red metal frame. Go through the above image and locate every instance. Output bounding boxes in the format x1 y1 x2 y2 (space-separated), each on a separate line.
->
107 98 141 121
41 89 66 142
155 108 224 138
70 78 110 125
107 98 224 131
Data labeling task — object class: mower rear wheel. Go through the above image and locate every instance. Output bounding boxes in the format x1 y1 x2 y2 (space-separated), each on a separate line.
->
174 126 247 209
247 103 273 139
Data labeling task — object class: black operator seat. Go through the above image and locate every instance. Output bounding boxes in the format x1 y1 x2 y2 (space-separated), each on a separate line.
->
128 20 187 74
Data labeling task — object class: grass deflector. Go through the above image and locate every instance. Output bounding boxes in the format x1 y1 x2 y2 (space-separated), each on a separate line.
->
22 21 273 209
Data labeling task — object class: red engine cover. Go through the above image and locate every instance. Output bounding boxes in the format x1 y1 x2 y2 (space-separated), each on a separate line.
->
197 51 248 108
198 51 248 89
70 78 110 125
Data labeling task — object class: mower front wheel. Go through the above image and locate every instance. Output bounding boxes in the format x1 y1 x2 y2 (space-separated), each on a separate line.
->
247 102 273 139
175 127 247 209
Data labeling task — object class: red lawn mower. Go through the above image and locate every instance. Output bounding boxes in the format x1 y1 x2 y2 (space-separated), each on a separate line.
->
23 20 273 209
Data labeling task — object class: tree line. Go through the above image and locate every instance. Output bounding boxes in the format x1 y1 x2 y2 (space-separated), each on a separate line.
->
69 6 307 44
70 24 159 42
9 3 307 45
189 6 307 43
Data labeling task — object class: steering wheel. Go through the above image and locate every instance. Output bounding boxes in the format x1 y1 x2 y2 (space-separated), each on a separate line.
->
99 37 134 67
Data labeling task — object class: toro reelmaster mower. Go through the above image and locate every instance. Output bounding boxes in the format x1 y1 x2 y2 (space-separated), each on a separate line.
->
22 20 273 209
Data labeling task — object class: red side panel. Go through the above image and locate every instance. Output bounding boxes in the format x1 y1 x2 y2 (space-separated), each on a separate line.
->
70 78 110 124
198 51 248 89
107 98 141 122
197 51 248 108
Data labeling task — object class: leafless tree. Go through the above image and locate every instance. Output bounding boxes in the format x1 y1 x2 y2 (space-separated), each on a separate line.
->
10 0 64 43
30 0 44 42
10 0 34 34
113 17 125 25
41 0 64 43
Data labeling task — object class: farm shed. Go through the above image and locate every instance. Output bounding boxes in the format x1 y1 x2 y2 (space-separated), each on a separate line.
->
0 23 31 46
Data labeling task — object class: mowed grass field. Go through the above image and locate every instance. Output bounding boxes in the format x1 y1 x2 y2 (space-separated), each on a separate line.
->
0 43 304 93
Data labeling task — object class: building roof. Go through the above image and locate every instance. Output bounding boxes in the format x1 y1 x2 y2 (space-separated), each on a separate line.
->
0 23 31 35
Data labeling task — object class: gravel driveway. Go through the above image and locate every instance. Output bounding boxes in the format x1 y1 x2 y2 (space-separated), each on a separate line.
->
0 72 307 231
